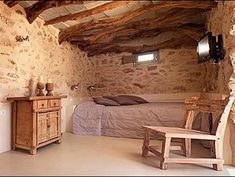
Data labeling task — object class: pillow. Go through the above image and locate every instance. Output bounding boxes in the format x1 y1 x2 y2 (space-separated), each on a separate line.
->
118 95 148 104
93 97 120 106
103 96 139 105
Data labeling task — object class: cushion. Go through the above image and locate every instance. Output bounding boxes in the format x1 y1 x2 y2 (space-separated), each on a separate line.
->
118 95 148 104
93 97 120 106
103 96 139 105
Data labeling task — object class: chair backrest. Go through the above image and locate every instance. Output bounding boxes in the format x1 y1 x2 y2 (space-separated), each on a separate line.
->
215 97 234 138
184 97 234 138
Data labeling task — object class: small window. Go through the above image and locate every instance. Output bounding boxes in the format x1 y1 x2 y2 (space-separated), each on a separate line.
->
137 53 155 62
122 51 159 65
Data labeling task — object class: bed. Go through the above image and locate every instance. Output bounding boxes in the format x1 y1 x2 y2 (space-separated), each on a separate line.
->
72 101 186 139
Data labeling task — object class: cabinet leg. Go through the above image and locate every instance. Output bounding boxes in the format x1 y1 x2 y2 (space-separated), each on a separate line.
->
12 145 16 151
55 139 61 144
30 148 37 155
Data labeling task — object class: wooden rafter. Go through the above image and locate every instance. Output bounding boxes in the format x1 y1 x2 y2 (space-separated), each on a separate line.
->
87 36 196 57
58 1 217 44
78 9 206 44
78 25 205 52
44 1 130 25
69 8 206 56
25 0 85 24
74 28 163 50
66 8 206 56
82 26 203 56
3 0 19 7
176 26 205 41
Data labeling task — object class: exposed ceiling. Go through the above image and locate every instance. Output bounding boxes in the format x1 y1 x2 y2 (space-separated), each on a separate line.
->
4 0 217 56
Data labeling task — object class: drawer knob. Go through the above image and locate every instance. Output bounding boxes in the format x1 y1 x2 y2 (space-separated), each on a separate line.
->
42 104 44 107
54 102 56 106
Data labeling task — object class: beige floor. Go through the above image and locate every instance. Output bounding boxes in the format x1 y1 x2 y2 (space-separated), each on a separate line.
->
0 133 233 176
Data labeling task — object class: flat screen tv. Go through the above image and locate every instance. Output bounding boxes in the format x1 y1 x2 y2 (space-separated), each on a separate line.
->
197 32 216 63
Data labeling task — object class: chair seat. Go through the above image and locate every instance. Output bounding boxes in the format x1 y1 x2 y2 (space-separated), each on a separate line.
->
143 126 218 140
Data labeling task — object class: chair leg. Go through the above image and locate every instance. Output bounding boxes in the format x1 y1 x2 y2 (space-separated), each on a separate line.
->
142 130 150 157
210 141 215 157
160 137 171 170
184 139 191 157
212 140 223 171
210 141 217 170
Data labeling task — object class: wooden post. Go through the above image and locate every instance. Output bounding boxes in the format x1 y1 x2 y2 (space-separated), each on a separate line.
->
160 137 171 170
12 102 17 151
31 101 37 155
213 139 223 171
184 110 195 157
142 129 150 157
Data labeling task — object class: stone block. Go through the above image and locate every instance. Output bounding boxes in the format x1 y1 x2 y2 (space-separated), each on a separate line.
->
122 68 134 73
147 66 157 71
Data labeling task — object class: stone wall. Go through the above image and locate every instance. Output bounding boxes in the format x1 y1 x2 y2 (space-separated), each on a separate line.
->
0 2 95 153
90 48 206 96
204 3 233 94
0 2 95 101
205 1 235 165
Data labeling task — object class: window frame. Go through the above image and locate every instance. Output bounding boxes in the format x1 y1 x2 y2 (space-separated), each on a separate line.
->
121 50 159 66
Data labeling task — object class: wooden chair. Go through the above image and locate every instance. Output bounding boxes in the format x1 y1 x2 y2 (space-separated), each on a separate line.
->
142 97 234 171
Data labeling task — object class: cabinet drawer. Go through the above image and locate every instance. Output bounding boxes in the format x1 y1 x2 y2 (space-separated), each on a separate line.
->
49 99 61 108
37 100 48 109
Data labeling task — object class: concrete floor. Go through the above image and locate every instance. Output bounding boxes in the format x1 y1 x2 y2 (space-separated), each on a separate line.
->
0 133 233 176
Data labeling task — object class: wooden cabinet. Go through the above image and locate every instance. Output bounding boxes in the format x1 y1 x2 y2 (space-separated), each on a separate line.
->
7 96 67 155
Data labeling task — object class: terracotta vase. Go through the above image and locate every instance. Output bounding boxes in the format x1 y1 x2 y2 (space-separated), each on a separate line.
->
37 82 45 96
46 83 54 96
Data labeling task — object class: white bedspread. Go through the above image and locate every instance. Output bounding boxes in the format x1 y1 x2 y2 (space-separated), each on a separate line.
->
72 101 186 138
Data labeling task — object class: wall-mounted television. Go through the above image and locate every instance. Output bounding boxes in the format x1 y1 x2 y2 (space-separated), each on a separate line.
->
197 32 225 63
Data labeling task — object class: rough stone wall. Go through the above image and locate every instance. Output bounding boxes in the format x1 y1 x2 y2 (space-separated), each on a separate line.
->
204 2 233 94
0 2 95 102
90 48 206 96
205 1 235 165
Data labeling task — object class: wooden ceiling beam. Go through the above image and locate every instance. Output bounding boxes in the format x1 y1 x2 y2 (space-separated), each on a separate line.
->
87 36 196 57
176 26 205 41
58 1 217 44
80 9 205 45
78 25 204 54
25 0 85 24
68 8 206 56
75 28 163 50
3 0 19 7
44 1 131 26
66 8 206 52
